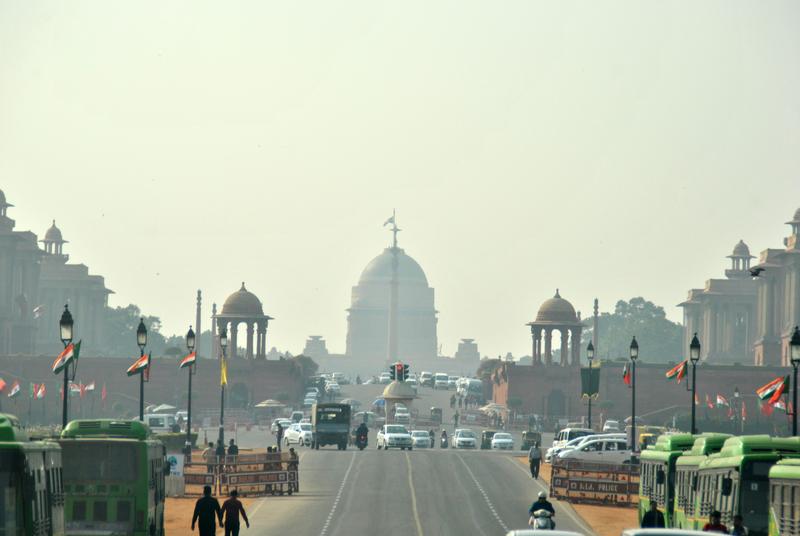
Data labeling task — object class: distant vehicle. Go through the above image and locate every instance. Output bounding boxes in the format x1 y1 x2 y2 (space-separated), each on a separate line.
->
491 432 514 450
620 531 708 536
0 413 65 536
285 422 314 447
377 424 413 450
448 376 458 389
433 373 449 390
379 372 392 384
551 427 594 450
271 418 292 433
175 410 188 423
291 411 304 423
458 378 483 397
546 433 625 462
61 419 166 536
312 403 352 450
394 406 410 424
505 531 585 536
144 413 177 434
411 430 432 448
558 438 632 464
303 398 316 408
305 390 319 399
603 419 621 432
419 371 433 387
454 429 477 449
406 378 419 392
306 387 320 396
326 382 341 395
354 411 379 427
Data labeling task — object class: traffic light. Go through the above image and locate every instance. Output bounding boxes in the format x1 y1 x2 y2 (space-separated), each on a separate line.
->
389 365 396 381
395 363 404 382
403 364 409 382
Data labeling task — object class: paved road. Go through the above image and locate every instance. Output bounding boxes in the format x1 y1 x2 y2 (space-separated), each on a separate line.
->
206 385 590 536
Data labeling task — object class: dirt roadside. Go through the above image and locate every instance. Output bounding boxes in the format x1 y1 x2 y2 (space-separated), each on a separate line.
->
166 497 256 536
516 457 638 536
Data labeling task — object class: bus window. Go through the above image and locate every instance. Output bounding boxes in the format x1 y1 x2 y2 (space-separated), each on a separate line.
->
61 443 138 482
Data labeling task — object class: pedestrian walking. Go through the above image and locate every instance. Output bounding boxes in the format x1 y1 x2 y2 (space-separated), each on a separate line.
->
192 485 222 536
228 439 239 456
641 501 665 528
221 489 249 536
203 442 215 473
528 442 542 478
276 424 284 451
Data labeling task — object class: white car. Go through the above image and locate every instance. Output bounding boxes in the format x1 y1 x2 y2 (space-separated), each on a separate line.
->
303 398 316 408
548 433 626 461
377 424 413 450
603 419 621 432
558 438 633 464
410 430 432 448
394 408 410 424
379 373 392 384
271 418 292 433
433 373 449 390
406 379 419 393
491 432 514 450
285 422 314 446
454 429 477 449
326 382 341 394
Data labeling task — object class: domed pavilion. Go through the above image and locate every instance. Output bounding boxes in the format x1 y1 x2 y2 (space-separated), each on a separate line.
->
214 283 273 359
526 290 583 366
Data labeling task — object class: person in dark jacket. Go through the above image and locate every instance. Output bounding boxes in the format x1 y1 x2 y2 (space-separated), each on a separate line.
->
228 439 239 456
192 485 222 536
221 489 249 536
641 501 666 528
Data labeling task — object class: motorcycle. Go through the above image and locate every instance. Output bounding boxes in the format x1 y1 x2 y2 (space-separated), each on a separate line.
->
529 509 554 531
356 433 368 451
440 434 449 448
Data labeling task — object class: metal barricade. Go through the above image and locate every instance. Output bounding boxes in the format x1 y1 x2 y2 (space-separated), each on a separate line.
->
550 458 640 506
184 451 299 497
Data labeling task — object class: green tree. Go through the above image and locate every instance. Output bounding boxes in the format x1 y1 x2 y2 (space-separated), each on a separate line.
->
99 304 167 357
582 297 682 363
476 358 502 381
291 354 319 378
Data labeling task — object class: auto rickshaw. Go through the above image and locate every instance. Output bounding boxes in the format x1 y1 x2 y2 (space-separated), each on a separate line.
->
480 430 497 450
521 431 542 450
431 407 443 425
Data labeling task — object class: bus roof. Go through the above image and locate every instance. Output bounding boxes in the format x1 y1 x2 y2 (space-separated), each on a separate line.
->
675 433 732 467
640 433 696 462
61 419 151 440
770 458 800 480
698 436 800 470
0 413 29 442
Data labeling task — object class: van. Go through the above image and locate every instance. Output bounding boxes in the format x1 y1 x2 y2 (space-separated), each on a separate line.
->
420 372 433 387
558 437 633 464
551 427 594 450
144 413 176 433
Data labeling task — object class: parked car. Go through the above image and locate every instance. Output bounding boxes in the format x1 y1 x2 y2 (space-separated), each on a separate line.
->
377 424 413 450
144 414 176 434
558 438 633 464
285 422 314 446
603 419 621 432
454 429 477 449
410 430 432 448
394 406 410 424
271 418 292 433
491 432 514 450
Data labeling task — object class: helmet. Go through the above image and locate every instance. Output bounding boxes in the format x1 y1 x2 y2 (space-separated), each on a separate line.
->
538 491 547 499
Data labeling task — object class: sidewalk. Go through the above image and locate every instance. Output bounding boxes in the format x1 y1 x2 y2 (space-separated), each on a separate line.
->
516 457 638 536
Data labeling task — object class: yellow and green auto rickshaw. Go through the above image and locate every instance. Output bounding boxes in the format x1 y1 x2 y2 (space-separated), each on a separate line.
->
521 431 542 450
480 430 497 449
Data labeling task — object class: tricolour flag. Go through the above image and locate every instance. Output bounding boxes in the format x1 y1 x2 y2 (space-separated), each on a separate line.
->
742 401 747 421
52 341 81 374
665 360 688 383
757 376 787 401
775 399 788 412
36 384 46 400
84 381 95 392
0 378 6 392
8 381 20 398
716 394 730 407
179 352 196 369
127 353 150 376
220 357 228 386
101 383 107 403
622 364 631 386
706 394 715 409
69 382 81 395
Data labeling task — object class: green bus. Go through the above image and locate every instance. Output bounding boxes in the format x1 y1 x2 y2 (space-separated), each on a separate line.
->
59 419 166 536
695 435 800 536
638 433 696 527
0 413 65 536
768 458 800 536
673 433 731 530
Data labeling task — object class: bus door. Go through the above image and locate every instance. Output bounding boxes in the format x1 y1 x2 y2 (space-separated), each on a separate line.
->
739 461 773 536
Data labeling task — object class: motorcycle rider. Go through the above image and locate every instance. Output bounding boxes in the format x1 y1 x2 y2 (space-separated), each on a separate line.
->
440 429 449 448
356 422 369 446
529 491 556 529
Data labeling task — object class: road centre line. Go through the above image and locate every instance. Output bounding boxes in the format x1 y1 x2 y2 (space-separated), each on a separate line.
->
319 452 356 536
456 454 509 533
504 457 597 536
404 451 425 536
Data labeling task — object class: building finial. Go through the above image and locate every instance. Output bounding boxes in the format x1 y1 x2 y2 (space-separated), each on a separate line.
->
383 209 401 249
241 282 246 291
554 288 561 298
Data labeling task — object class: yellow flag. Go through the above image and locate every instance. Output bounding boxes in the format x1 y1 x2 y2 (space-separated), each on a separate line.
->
220 357 228 386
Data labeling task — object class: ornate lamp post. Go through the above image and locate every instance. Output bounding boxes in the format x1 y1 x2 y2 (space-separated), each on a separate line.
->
629 336 638 451
136 318 148 421
218 327 228 455
733 387 742 435
790 326 800 436
587 341 595 430
59 305 74 428
185 326 196 459
690 333 701 435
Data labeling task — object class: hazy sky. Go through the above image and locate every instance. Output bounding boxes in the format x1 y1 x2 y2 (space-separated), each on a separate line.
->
2 1 799 358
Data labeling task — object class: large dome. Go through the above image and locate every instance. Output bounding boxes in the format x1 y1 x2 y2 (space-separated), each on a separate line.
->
358 248 429 286
730 239 752 258
221 282 264 316
535 290 578 323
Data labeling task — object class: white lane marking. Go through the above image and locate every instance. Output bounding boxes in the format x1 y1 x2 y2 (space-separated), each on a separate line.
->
319 452 356 536
504 457 597 536
456 454 509 532
404 451 425 536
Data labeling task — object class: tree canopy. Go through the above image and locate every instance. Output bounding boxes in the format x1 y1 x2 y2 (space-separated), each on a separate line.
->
582 297 682 363
98 304 168 357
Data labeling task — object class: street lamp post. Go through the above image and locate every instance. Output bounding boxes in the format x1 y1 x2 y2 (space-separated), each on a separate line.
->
790 326 800 436
59 305 74 428
218 328 228 455
629 337 638 451
690 333 701 435
185 326 196 460
136 318 148 421
733 387 742 435
587 341 595 430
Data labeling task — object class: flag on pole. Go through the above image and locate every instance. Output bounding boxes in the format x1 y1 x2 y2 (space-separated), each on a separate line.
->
694 393 699 406
8 381 20 398
85 381 95 392
0 378 6 392
756 376 788 402
33 305 44 319
774 399 788 412
706 394 714 409
52 341 81 374
179 352 196 369
220 357 228 386
622 364 631 386
79 384 87 399
716 394 730 407
29 383 36 399
144 356 151 382
127 353 150 376
665 361 688 383
36 384 46 400
742 401 747 421
101 383 107 403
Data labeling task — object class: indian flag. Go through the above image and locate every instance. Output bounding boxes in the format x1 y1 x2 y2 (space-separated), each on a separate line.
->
665 361 688 383
716 394 729 407
0 378 6 392
8 381 20 398
179 352 196 369
84 381 95 391
35 384 46 400
757 376 789 404
52 341 81 374
126 353 150 376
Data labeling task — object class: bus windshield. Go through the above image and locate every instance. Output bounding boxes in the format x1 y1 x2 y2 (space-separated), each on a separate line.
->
61 442 138 482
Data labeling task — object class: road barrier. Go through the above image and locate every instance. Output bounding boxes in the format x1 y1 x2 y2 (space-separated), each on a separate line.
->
184 451 299 497
550 458 640 507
